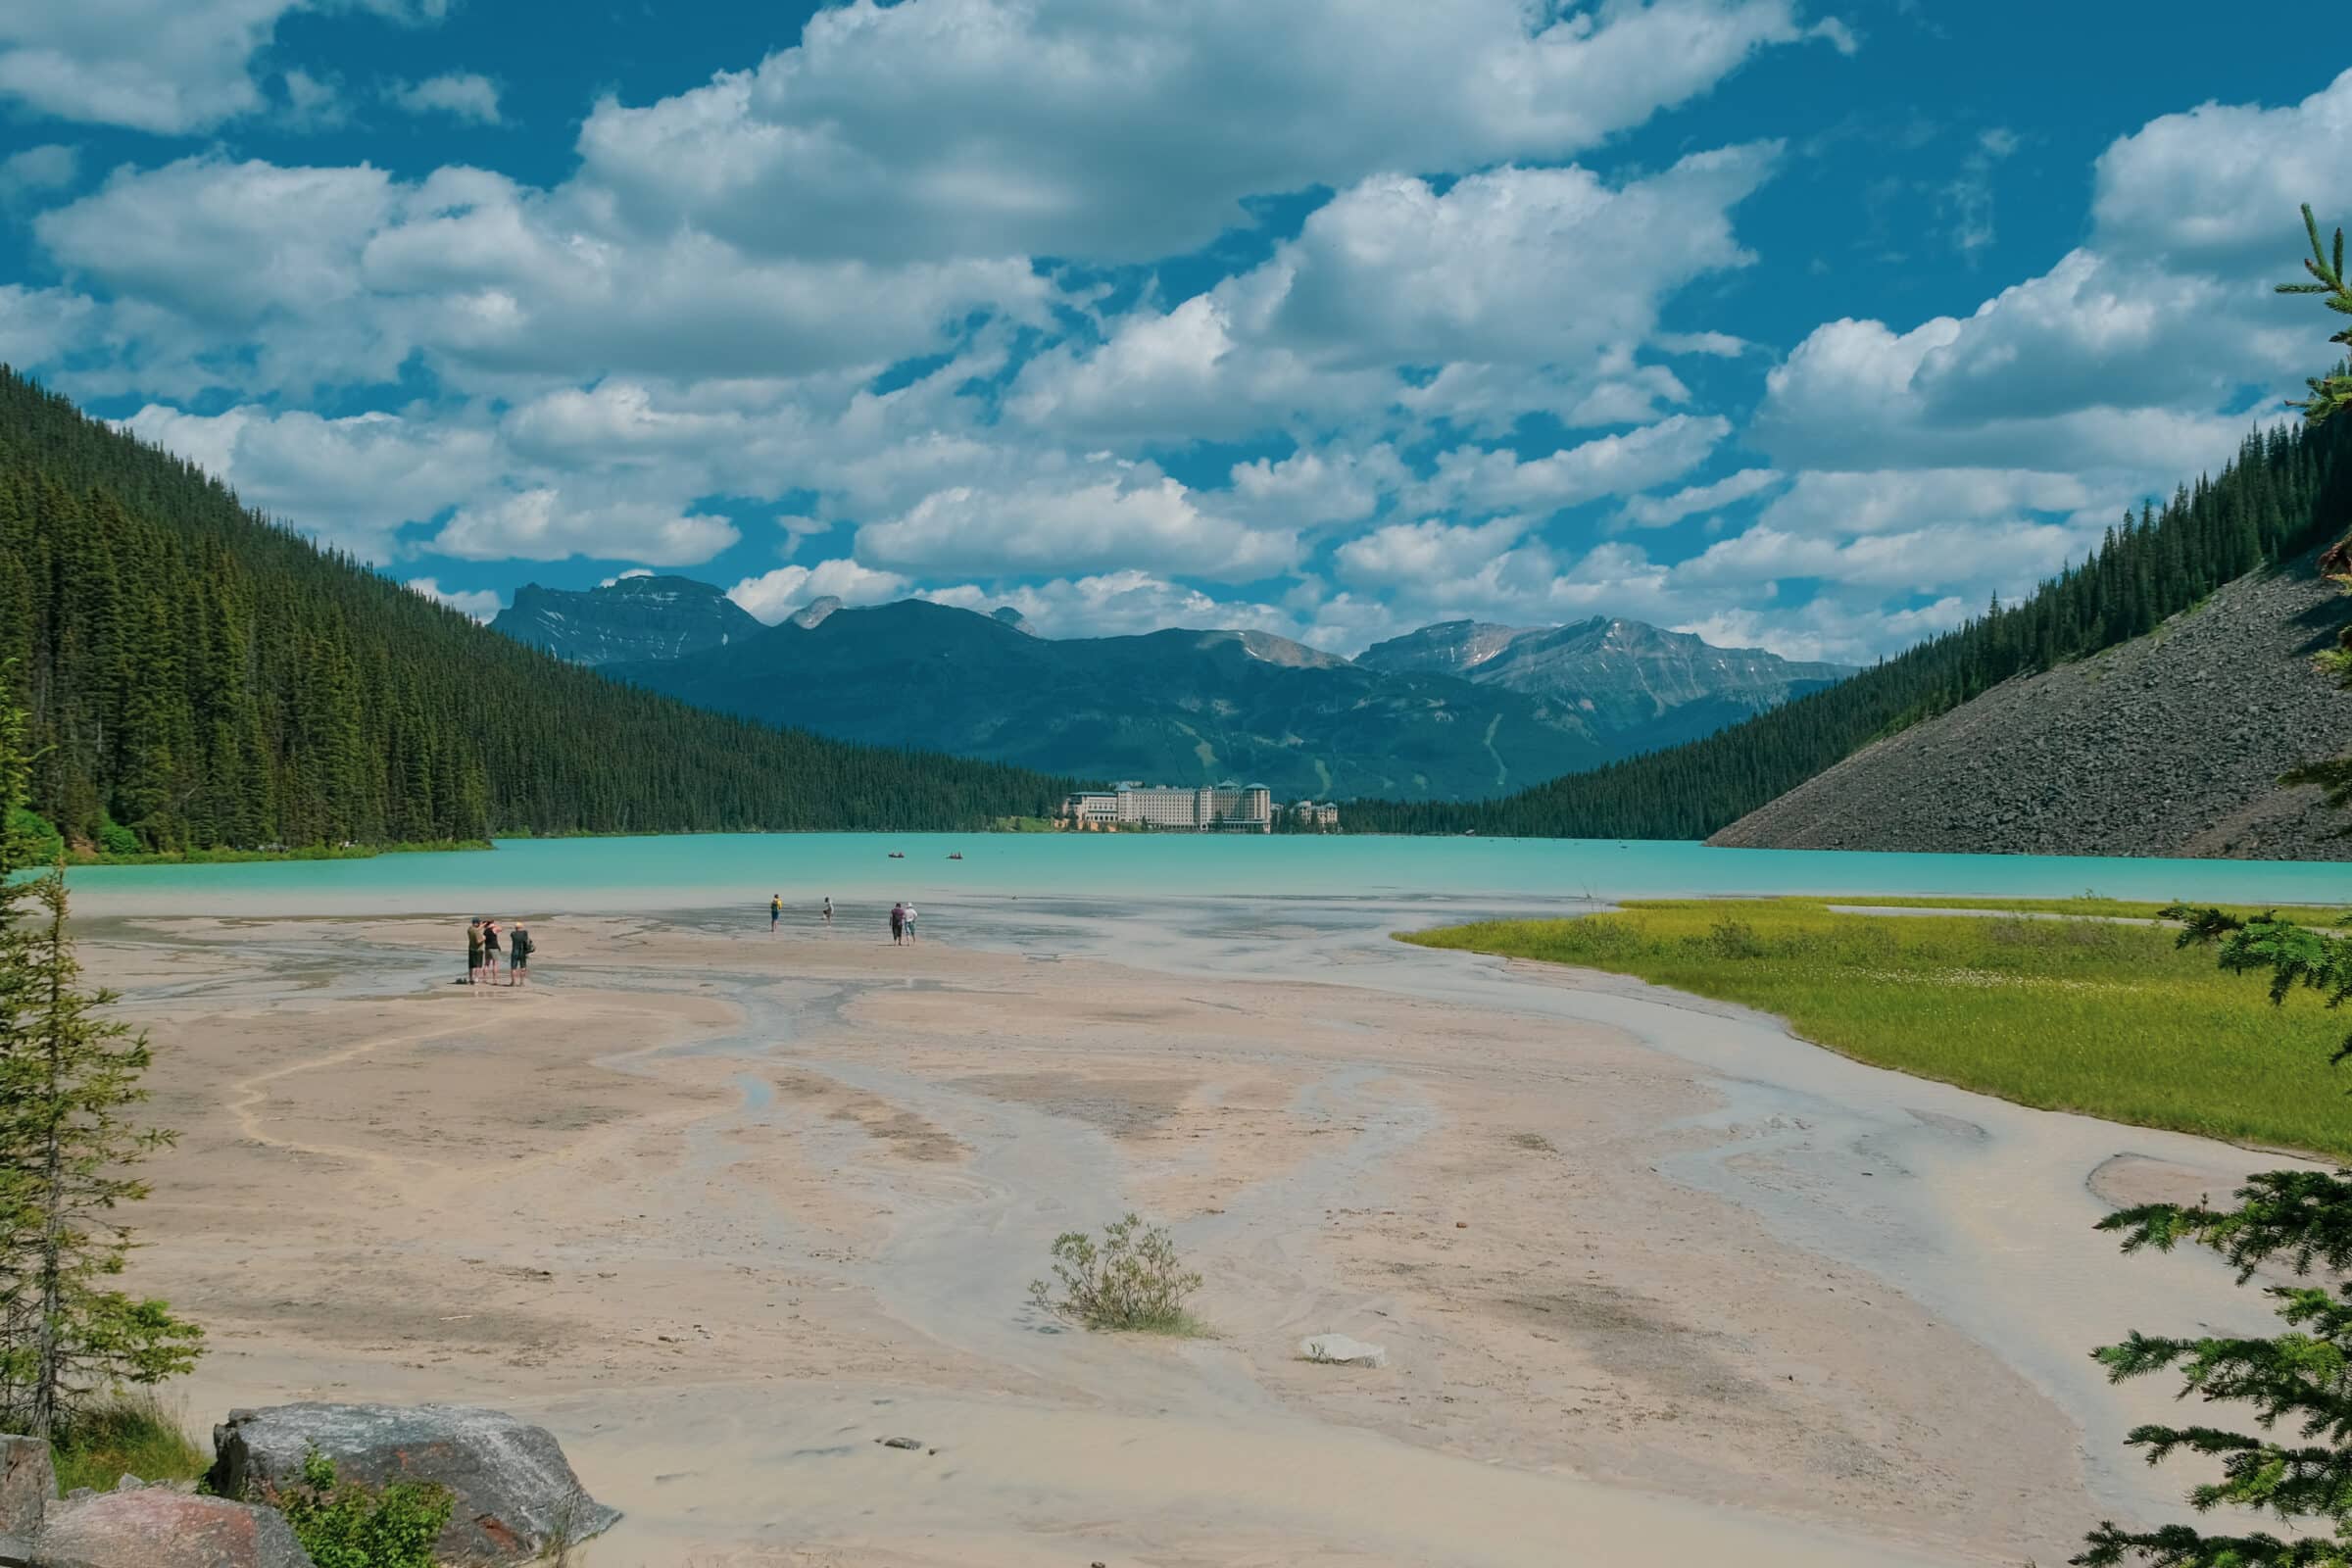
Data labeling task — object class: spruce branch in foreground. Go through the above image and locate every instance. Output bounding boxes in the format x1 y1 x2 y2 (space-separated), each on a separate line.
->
2070 209 2352 1567
0 858 203 1439
2278 204 2352 424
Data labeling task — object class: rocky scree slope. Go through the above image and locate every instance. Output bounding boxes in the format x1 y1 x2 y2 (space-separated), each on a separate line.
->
1708 558 2352 860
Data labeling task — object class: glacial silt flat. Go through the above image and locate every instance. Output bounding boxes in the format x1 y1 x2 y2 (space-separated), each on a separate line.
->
63 841 2334 1565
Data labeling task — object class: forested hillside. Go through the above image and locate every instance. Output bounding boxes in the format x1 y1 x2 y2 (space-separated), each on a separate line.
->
0 369 1068 853
1348 415 2352 838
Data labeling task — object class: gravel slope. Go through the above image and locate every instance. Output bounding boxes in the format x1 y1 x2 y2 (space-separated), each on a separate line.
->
1709 558 2352 860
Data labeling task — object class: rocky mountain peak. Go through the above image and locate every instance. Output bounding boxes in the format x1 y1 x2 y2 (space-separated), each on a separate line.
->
490 574 765 666
1359 612 1854 741
789 596 845 629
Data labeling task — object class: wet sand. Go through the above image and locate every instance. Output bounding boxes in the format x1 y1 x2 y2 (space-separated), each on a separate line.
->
75 896 2315 1566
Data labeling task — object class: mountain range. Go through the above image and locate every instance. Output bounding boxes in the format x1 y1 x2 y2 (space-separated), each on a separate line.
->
1359 616 1853 754
492 576 1852 802
494 575 765 665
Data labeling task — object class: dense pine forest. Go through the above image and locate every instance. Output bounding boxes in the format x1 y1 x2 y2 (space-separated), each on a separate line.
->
1348 415 2352 838
0 369 1069 854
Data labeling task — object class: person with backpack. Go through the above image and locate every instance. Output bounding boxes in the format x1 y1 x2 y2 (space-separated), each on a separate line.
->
508 922 535 985
770 894 782 932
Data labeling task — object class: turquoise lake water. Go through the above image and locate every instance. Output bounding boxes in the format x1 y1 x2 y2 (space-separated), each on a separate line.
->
57 832 2352 915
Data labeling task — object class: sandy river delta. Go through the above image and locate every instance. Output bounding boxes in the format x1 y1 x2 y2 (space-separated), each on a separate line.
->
69 894 2315 1566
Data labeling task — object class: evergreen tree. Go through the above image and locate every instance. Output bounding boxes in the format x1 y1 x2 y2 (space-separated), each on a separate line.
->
0 690 37 1406
0 848 204 1438
2077 905 2352 1567
2067 210 2352 1568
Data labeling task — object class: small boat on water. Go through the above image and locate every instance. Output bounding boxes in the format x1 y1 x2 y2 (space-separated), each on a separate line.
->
888 852 906 858
948 853 963 860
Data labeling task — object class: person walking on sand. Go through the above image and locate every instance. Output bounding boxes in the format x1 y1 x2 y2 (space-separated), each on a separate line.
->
466 919 483 986
902 902 917 944
821 896 832 927
889 902 905 945
508 921 534 986
481 917 502 984
770 894 782 932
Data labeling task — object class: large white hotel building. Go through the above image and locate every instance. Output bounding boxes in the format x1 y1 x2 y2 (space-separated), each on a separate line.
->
1059 782 1276 832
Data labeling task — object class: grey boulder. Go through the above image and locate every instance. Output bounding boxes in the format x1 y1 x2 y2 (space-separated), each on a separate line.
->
0 1438 52 1538
210 1403 617 1566
24 1488 313 1568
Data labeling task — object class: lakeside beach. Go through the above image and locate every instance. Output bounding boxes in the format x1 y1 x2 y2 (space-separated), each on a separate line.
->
65 849 2335 1566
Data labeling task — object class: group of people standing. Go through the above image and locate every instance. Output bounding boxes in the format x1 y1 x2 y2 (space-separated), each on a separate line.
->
466 917 533 986
760 895 918 943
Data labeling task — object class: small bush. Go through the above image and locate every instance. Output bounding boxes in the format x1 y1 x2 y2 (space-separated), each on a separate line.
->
46 1390 206 1494
6 805 63 863
1700 916 1767 959
95 817 142 857
273 1448 453 1568
1029 1212 1206 1334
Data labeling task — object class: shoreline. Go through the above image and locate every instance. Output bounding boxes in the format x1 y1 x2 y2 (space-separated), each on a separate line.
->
50 832 2352 922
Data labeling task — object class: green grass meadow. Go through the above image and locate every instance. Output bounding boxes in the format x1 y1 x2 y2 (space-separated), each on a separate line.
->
1402 898 2352 1159
46 1391 209 1494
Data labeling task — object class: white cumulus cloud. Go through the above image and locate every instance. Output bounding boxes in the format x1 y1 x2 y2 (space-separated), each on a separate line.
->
0 0 298 133
118 403 500 561
1617 467 1785 528
856 466 1298 582
387 72 501 124
432 488 740 565
728 559 910 622
574 0 1819 266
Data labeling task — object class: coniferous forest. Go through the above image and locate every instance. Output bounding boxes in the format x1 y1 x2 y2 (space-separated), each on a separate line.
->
1348 413 2352 839
0 369 1070 853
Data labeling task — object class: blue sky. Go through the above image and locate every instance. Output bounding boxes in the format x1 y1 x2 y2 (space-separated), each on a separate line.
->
1 0 2343 659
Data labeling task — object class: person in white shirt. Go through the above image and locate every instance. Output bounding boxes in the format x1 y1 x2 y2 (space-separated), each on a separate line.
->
902 904 917 943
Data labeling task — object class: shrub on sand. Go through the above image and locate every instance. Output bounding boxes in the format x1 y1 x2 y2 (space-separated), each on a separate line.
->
1030 1213 1206 1335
